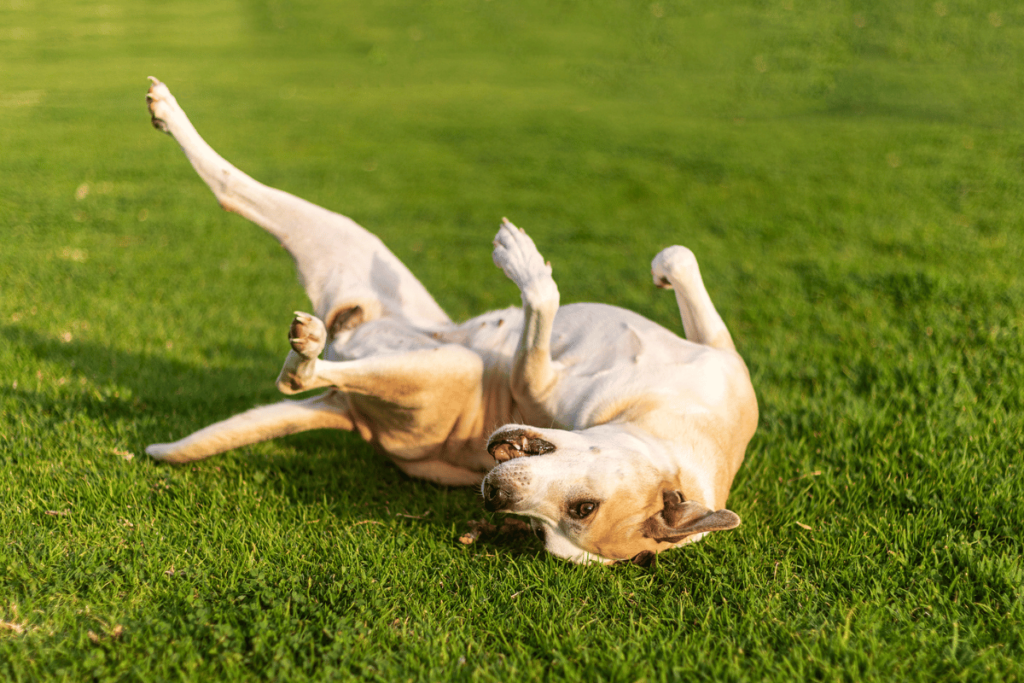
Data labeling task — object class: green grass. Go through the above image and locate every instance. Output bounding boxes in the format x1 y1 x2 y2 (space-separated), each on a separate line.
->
2 0 1023 680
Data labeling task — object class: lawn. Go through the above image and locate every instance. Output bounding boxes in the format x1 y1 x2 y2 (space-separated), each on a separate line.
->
1 0 1022 680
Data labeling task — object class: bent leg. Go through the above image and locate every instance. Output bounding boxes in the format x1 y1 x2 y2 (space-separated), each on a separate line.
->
276 312 331 394
651 245 735 351
146 390 353 464
145 78 450 332
273 312 489 467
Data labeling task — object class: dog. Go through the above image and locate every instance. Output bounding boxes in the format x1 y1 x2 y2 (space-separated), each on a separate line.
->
143 78 758 565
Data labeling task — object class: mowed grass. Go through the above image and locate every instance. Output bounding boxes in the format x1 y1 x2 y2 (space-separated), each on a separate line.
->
2 0 1023 680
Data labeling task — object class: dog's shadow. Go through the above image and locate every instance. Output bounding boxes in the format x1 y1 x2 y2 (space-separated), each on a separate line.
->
239 435 548 560
4 322 546 560
2 321 283 422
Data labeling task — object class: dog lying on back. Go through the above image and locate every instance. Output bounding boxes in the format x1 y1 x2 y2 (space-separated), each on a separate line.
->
144 78 758 565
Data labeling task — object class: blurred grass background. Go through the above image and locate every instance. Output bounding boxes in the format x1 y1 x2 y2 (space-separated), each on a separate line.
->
1 0 1023 680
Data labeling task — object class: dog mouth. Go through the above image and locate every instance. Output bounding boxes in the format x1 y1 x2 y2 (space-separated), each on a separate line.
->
487 428 556 463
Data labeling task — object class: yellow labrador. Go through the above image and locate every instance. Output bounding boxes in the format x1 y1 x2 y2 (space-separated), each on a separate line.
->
144 79 758 565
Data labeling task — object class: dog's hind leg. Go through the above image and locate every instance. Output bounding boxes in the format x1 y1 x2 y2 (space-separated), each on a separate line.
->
146 390 353 464
650 246 735 351
145 78 450 333
271 312 492 478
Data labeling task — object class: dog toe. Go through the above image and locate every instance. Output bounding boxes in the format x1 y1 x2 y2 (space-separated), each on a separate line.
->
288 312 327 358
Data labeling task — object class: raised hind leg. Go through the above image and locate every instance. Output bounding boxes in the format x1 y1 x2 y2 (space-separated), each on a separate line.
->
145 78 450 334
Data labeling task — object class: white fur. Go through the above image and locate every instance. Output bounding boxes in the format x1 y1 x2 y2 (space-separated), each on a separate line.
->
143 78 759 564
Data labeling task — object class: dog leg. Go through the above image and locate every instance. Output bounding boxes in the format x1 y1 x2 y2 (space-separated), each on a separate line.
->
276 312 333 394
273 312 488 467
651 246 735 351
145 78 450 332
146 390 353 463
491 219 562 423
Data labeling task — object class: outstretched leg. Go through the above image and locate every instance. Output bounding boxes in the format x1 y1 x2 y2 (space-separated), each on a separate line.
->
146 390 354 464
148 311 491 482
491 219 561 425
651 246 735 351
145 78 450 333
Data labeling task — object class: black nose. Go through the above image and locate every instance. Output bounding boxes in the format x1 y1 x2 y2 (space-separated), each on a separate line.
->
483 480 510 512
487 429 556 463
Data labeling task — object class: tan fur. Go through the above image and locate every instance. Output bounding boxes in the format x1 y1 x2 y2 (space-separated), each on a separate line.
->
143 79 758 564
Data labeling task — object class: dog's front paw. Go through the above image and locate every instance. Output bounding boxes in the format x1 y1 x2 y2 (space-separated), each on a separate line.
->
651 245 698 289
492 219 558 304
289 312 327 359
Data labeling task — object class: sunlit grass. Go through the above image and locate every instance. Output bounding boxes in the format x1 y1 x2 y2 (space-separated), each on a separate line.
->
1 0 1022 680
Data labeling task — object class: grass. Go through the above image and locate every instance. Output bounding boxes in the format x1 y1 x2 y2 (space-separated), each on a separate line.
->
2 0 1023 679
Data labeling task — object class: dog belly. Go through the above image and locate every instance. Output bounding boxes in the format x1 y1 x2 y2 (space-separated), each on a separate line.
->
548 303 701 365
543 303 735 429
329 303 728 445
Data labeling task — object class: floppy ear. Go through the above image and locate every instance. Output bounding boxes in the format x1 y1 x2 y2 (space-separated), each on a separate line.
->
641 490 741 543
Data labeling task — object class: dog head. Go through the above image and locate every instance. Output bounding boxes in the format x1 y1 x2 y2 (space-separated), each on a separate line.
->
480 423 741 564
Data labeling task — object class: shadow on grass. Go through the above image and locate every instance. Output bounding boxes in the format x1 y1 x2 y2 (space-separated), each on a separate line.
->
1 321 283 414
237 434 548 560
3 322 546 558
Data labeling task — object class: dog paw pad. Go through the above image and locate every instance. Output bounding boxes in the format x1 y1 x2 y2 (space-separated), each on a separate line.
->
651 245 698 289
146 77 179 134
289 312 326 359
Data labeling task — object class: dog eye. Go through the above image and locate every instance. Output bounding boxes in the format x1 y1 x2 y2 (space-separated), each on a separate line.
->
570 501 599 519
